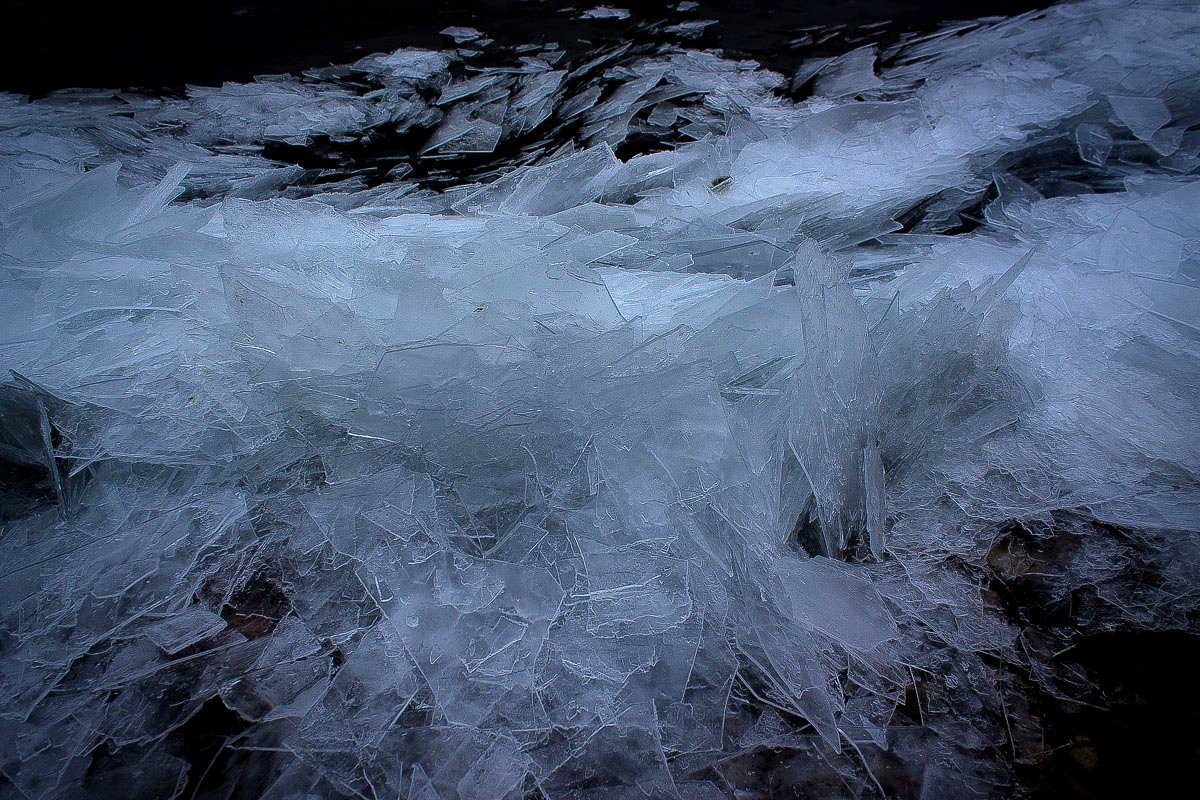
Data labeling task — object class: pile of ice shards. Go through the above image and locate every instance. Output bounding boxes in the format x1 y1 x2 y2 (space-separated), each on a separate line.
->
1 0 1198 797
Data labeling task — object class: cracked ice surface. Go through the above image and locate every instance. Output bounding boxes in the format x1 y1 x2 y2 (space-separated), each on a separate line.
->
1 0 1199 797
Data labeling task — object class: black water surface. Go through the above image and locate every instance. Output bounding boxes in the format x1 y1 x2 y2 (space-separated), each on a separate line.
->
2 0 1048 96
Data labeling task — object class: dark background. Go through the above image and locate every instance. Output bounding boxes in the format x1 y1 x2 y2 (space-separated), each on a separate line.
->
1 0 1048 96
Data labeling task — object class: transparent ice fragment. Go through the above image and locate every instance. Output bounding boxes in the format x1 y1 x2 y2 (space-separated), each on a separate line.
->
1099 207 1185 276
145 605 228 655
1108 94 1172 140
453 144 621 215
813 46 883 98
440 26 483 44
424 102 506 154
1149 125 1185 157
1075 122 1113 166
580 6 631 20
665 19 718 39
582 550 693 637
290 625 422 754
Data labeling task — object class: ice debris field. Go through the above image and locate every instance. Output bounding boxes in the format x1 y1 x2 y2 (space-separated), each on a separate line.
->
1 0 1199 797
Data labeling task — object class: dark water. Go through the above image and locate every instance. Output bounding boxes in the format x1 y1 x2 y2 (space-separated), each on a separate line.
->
2 0 1047 96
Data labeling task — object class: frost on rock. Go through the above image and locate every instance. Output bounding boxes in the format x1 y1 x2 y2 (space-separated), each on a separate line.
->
2 1 1200 798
